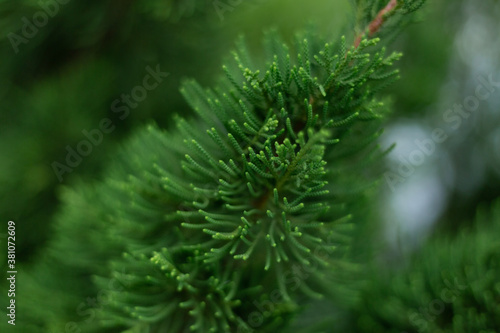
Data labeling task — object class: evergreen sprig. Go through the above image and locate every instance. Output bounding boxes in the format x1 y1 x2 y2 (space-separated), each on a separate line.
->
21 1 430 332
47 34 398 332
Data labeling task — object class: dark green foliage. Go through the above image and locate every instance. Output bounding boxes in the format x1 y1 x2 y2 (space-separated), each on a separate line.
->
23 24 405 332
138 0 210 21
17 2 500 333
0 0 225 262
351 201 500 333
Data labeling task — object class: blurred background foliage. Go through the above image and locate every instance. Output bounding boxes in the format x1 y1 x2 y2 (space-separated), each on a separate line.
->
0 0 499 331
0 0 352 263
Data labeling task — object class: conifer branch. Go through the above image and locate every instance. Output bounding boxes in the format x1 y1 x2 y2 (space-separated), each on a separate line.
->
20 2 430 332
354 0 399 48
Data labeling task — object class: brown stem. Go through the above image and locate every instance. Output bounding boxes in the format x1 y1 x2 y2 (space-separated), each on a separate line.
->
354 0 398 48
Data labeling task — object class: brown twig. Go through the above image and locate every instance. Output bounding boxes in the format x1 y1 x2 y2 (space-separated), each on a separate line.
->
354 0 398 48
